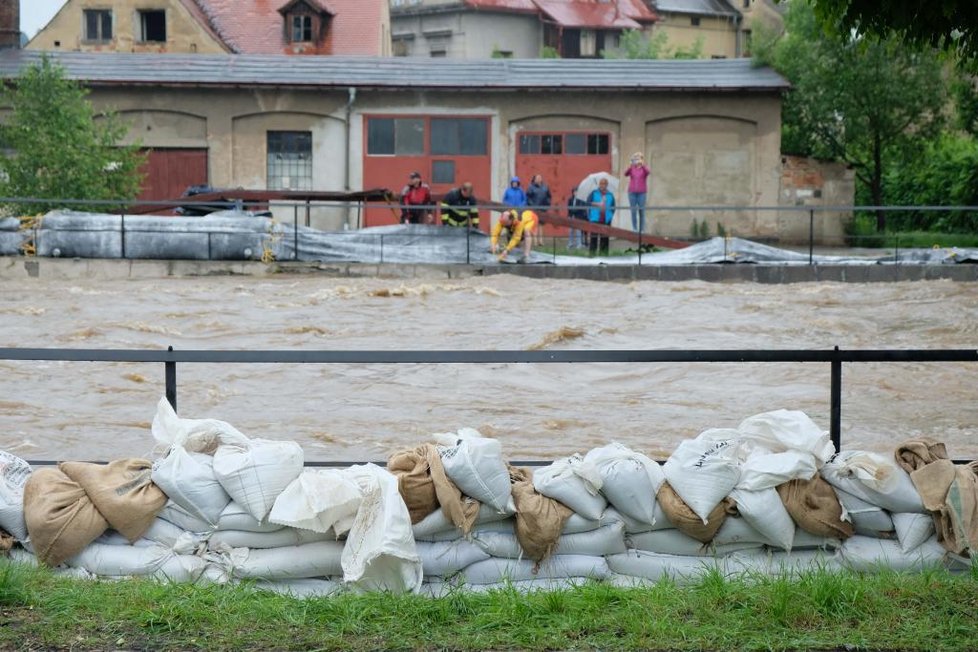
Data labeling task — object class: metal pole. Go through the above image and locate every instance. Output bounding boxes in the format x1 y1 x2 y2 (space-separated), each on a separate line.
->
808 209 814 265
830 345 841 454
380 234 384 264
638 230 642 266
294 204 299 260
165 345 177 411
466 218 471 264
120 212 126 259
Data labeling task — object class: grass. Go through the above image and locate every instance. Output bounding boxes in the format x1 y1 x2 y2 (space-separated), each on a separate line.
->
1 558 977 651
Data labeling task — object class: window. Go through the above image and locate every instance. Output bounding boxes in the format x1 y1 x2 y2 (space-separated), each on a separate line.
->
138 10 166 43
541 134 562 155
291 15 312 42
83 9 112 42
267 131 312 190
430 118 487 155
691 16 701 26
367 118 424 155
522 132 608 156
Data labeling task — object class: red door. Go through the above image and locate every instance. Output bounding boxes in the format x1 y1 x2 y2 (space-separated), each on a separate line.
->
362 115 492 230
138 148 209 202
515 131 613 237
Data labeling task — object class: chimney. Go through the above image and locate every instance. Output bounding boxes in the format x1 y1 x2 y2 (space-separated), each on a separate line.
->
0 0 20 50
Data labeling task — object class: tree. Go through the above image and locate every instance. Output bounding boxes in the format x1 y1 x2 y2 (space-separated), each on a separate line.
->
0 56 145 215
603 30 704 60
754 1 947 230
788 0 978 63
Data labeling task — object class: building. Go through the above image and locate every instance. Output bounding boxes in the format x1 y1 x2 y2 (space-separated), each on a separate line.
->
27 0 391 56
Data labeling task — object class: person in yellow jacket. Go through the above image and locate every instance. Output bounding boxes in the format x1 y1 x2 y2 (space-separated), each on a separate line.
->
490 209 538 262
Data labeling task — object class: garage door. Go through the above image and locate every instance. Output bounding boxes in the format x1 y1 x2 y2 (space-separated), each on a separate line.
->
138 148 209 202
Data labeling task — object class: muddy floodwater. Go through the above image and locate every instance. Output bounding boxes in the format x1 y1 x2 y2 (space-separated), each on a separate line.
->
1 275 976 462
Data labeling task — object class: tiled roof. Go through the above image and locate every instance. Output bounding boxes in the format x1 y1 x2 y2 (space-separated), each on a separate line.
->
463 0 657 23
0 50 789 91
464 0 539 13
653 0 739 18
188 0 385 55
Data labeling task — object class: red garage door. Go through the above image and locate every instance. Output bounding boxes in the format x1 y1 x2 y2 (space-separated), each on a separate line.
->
362 115 492 229
515 131 613 236
138 148 209 202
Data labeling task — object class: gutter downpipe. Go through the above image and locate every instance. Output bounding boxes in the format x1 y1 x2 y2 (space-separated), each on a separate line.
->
344 86 357 229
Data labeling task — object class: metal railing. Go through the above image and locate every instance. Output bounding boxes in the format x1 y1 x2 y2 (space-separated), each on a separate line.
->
2 346 975 465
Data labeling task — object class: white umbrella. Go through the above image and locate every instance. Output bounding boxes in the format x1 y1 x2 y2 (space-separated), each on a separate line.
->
574 172 619 202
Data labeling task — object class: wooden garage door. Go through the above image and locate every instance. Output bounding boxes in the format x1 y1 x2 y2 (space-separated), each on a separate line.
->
138 148 209 202
515 131 612 236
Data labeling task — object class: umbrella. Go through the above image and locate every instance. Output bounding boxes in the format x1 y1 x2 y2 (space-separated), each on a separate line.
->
574 172 619 202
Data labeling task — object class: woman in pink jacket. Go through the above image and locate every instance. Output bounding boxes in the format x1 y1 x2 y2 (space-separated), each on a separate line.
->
624 152 651 233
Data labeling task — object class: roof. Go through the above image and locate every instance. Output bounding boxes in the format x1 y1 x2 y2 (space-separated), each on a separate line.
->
0 50 789 91
188 0 385 55
653 0 739 18
460 0 657 24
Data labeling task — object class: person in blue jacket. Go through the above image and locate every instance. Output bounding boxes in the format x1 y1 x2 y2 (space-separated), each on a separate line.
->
502 176 527 208
587 177 615 256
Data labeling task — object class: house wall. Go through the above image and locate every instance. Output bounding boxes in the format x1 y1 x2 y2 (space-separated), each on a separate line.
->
779 155 855 245
26 0 227 53
392 10 538 58
653 13 741 59
85 84 785 236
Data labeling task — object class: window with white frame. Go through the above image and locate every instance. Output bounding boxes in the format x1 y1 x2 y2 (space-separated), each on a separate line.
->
267 131 312 190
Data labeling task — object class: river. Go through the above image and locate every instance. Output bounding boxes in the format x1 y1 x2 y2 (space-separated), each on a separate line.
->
1 275 976 462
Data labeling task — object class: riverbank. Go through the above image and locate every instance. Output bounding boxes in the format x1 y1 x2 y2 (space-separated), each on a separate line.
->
4 256 978 283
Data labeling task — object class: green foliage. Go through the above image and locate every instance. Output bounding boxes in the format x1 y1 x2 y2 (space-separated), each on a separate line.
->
0 56 145 215
715 222 727 237
754 1 948 230
603 30 703 60
539 46 560 59
690 218 710 239
490 45 512 59
951 76 978 136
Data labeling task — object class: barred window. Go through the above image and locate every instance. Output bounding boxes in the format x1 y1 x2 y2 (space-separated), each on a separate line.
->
267 131 312 191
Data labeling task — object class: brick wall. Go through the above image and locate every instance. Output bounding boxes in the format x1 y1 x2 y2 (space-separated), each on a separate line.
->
0 0 19 50
779 154 855 245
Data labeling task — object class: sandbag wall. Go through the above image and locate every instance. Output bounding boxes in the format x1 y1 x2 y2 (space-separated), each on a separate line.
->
1 399 974 599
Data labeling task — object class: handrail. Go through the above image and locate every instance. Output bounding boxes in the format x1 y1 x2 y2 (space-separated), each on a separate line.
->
2 346 975 463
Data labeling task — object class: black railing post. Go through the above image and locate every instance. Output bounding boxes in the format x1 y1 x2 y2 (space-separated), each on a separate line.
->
120 212 126 259
466 219 471 264
165 345 177 411
638 230 642 265
808 209 814 265
294 204 299 261
830 345 841 454
380 234 384 264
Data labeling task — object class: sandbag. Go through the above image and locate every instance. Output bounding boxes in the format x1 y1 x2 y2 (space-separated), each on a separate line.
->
892 512 935 554
532 454 606 520
657 481 735 543
661 429 743 524
729 487 795 551
777 476 854 540
0 450 32 541
822 450 925 514
217 501 286 533
472 521 626 559
606 550 722 583
66 542 206 583
151 395 250 454
268 469 362 535
151 447 231 526
839 535 950 572
208 527 335 551
834 488 895 538
22 467 109 567
158 500 217 534
460 554 610 584
510 466 573 562
212 540 345 580
387 445 439 524
438 433 514 514
250 578 344 599
213 438 304 522
736 409 835 465
583 443 664 524
415 539 490 577
60 459 167 542
412 502 509 541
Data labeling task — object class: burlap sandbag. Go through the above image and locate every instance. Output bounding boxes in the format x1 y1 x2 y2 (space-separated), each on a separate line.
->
777 476 854 540
388 444 480 533
896 438 978 555
60 459 166 542
657 481 734 543
509 465 573 563
23 467 109 567
0 528 12 553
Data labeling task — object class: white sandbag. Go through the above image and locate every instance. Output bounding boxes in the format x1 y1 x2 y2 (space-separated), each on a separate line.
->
214 540 345 580
729 487 795 551
151 395 250 453
461 554 610 584
737 450 820 491
627 528 762 557
661 429 743 524
66 542 206 583
891 513 936 554
724 549 843 577
94 520 204 552
821 450 926 514
438 433 514 514
835 488 896 537
339 464 422 593
421 577 593 596
792 529 843 550
217 501 286 533
712 517 776 548
0 450 32 541
412 502 511 540
471 521 626 559
415 539 490 577
606 550 723 583
208 527 335 551
213 438 304 522
839 535 949 572
158 500 215 534
532 454 606 520
268 469 362 535
736 409 835 465
151 447 231 526
583 443 664 524
249 578 344 598
7 546 96 579
604 506 673 533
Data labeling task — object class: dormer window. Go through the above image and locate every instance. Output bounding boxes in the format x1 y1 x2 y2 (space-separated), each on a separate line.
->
292 14 312 42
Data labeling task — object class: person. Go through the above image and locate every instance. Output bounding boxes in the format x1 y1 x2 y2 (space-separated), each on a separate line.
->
624 151 651 233
399 171 432 224
490 208 538 263
566 186 588 249
502 176 526 208
439 182 479 227
587 177 615 256
524 174 551 249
